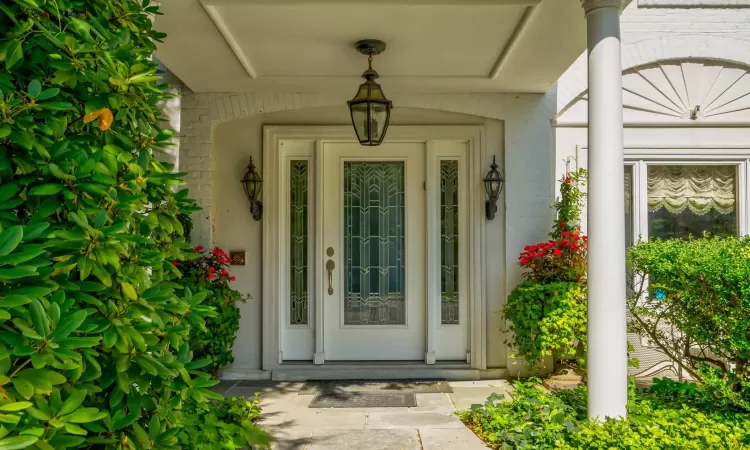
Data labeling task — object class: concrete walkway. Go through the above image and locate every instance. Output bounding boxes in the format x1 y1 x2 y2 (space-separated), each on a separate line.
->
215 380 512 450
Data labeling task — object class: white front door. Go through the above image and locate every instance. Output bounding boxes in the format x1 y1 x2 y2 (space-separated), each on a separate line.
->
321 142 426 360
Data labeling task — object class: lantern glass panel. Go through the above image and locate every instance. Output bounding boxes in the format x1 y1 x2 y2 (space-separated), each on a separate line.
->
370 103 388 142
350 102 369 143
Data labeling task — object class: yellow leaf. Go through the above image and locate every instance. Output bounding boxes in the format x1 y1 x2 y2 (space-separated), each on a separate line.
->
98 108 113 131
83 109 104 124
121 282 137 301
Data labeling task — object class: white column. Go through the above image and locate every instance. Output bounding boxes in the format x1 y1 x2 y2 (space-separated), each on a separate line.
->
581 0 628 420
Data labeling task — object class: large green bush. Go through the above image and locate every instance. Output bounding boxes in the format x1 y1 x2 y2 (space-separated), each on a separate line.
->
0 1 265 448
628 235 750 409
460 379 750 450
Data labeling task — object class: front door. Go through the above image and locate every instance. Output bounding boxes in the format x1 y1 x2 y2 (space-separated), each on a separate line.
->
322 142 426 360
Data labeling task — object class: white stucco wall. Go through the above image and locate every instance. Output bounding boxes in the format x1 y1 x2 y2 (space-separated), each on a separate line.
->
179 91 557 372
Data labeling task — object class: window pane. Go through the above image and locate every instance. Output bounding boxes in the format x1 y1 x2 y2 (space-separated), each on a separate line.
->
647 165 737 239
625 166 634 248
440 160 459 325
343 162 405 325
290 160 308 325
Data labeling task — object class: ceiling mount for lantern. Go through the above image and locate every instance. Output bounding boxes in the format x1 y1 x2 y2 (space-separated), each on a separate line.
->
355 39 386 56
347 39 393 147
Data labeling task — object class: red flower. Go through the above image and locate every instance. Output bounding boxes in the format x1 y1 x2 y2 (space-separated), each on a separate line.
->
208 266 216 273
565 176 571 184
231 276 236 281
553 249 561 257
221 269 229 277
208 273 214 280
559 221 565 228
194 245 204 252
171 260 178 266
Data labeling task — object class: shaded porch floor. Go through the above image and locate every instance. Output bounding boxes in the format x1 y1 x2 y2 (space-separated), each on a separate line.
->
214 379 513 449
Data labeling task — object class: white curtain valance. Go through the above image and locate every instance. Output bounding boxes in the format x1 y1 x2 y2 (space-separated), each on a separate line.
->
647 165 736 215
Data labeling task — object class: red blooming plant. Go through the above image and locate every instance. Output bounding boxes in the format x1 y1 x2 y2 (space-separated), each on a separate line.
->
175 246 245 374
519 230 588 283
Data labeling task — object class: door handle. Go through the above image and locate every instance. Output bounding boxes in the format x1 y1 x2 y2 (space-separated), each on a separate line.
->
326 260 335 295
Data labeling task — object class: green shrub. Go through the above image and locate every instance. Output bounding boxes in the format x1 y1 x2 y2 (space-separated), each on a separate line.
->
177 395 271 450
176 246 245 375
503 281 587 367
0 1 267 448
628 235 750 408
460 379 750 450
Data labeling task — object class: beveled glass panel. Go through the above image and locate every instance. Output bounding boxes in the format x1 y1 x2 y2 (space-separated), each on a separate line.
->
290 160 308 325
440 161 459 325
343 162 405 325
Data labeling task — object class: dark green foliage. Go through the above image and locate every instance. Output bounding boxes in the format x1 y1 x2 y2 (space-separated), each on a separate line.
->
0 0 265 448
503 282 586 366
176 247 244 374
461 379 750 450
628 235 750 410
177 395 271 450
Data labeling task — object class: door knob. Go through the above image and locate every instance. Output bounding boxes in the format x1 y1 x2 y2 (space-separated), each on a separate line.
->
326 259 335 295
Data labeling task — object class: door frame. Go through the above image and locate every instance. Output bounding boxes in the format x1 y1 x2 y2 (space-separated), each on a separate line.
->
262 125 487 371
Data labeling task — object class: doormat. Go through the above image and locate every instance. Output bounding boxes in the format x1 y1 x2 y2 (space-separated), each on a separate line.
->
299 380 452 395
308 391 417 408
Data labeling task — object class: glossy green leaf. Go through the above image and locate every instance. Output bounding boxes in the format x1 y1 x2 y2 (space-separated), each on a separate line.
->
0 227 23 257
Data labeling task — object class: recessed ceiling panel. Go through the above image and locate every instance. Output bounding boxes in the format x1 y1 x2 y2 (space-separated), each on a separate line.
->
212 3 528 78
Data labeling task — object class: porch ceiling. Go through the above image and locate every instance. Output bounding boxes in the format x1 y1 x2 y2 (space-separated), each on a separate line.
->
155 0 586 94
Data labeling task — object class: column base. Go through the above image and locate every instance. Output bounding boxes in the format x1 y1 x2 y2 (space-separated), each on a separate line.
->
313 352 325 365
425 351 436 365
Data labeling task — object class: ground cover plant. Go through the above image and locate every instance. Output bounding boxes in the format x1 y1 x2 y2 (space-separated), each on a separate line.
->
460 378 750 450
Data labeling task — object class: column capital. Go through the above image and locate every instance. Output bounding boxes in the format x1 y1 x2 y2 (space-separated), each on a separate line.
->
581 0 622 14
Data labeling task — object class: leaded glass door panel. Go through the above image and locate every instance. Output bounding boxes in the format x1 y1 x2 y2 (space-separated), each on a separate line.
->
322 143 426 361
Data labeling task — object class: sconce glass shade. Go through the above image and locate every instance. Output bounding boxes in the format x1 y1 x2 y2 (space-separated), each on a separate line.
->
483 156 504 220
241 157 263 221
483 156 504 199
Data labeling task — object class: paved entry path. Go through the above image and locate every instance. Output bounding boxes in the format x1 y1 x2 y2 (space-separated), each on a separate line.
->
215 380 513 450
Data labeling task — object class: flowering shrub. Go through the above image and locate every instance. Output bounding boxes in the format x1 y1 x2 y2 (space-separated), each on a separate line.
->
551 168 587 239
504 168 589 369
519 229 588 283
177 246 246 374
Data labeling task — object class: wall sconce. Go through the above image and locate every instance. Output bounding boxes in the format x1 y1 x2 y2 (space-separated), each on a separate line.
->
241 157 263 221
483 156 504 220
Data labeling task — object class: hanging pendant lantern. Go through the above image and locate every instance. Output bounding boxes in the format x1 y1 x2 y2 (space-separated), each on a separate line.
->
347 39 393 146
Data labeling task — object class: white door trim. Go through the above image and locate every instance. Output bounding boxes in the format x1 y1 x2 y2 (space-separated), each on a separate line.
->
262 125 486 371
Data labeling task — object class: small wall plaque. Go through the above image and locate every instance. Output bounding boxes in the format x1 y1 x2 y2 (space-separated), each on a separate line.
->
229 251 245 266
